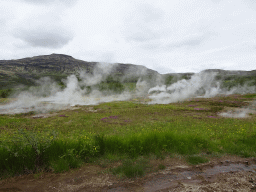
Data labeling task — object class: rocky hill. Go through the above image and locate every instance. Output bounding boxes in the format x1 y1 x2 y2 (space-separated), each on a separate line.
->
0 53 159 89
0 53 255 90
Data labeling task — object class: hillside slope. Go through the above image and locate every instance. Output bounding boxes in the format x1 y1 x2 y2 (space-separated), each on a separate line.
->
0 53 159 89
0 53 256 93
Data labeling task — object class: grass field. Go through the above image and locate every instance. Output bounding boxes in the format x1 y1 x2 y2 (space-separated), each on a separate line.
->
0 93 256 179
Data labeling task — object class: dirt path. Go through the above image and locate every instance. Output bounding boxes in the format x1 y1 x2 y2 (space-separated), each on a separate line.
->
1 156 256 192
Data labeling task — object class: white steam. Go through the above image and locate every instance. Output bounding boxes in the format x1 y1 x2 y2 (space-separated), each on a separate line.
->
218 106 256 118
78 62 115 86
148 72 256 105
0 63 131 114
0 67 256 118
148 72 223 104
146 71 256 118
135 78 150 97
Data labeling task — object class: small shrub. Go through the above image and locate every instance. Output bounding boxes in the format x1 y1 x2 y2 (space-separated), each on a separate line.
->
94 134 105 155
0 129 58 174
14 111 36 117
0 89 12 98
60 149 83 169
210 106 224 113
187 155 208 165
51 158 69 173
111 158 149 178
158 164 166 170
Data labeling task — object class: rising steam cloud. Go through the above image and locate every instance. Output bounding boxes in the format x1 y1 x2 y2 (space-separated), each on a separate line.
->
0 63 137 114
147 71 256 118
148 72 222 104
0 67 255 118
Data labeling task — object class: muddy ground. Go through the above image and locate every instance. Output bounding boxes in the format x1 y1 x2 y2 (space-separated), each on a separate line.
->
1 156 256 192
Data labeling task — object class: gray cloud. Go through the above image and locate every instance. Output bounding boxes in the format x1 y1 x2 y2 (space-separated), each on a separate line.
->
137 4 163 23
22 0 52 3
126 29 159 42
244 0 256 9
14 28 73 48
172 37 204 48
0 18 6 27
138 32 213 52
210 0 222 3
123 3 164 43
140 41 162 50
19 0 78 6
166 33 212 49
0 4 15 33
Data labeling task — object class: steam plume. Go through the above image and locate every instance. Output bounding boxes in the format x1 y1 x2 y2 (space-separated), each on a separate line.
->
0 68 255 118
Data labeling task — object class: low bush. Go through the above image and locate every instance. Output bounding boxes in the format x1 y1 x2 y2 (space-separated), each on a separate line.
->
187 155 209 165
111 158 150 178
0 89 12 98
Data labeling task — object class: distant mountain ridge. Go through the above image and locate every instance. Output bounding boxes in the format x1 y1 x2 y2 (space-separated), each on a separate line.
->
0 53 160 88
0 53 158 76
0 53 256 89
201 69 256 76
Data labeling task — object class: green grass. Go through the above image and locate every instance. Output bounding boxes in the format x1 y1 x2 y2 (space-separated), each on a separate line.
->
0 94 256 178
158 164 166 170
243 93 256 98
187 155 209 165
111 158 150 178
0 88 12 98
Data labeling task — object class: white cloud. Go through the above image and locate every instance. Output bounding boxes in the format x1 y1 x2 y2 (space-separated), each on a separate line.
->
1 0 256 73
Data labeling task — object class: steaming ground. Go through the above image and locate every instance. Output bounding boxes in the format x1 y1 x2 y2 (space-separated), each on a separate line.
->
147 72 256 118
148 72 256 104
0 66 256 118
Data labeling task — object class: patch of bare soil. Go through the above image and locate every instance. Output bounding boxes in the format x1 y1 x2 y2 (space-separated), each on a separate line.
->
1 156 256 192
0 164 116 192
29 106 99 119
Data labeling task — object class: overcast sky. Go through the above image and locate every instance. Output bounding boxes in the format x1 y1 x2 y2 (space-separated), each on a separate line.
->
1 0 256 74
